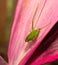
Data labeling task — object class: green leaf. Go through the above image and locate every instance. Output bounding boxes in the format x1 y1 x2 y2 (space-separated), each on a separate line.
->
25 29 40 42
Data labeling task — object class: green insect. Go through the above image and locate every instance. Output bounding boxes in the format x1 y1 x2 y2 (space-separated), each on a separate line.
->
25 29 40 42
25 5 50 42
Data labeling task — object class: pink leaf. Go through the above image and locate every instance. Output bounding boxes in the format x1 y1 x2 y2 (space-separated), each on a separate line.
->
0 56 7 65
8 0 58 65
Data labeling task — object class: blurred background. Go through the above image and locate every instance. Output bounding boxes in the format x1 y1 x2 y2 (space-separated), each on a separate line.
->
0 0 58 65
0 0 17 62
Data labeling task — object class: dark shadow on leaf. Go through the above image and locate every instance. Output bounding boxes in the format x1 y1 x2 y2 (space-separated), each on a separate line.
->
26 22 58 65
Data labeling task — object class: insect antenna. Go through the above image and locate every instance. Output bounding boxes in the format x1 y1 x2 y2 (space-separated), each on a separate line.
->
39 22 51 30
32 4 39 30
